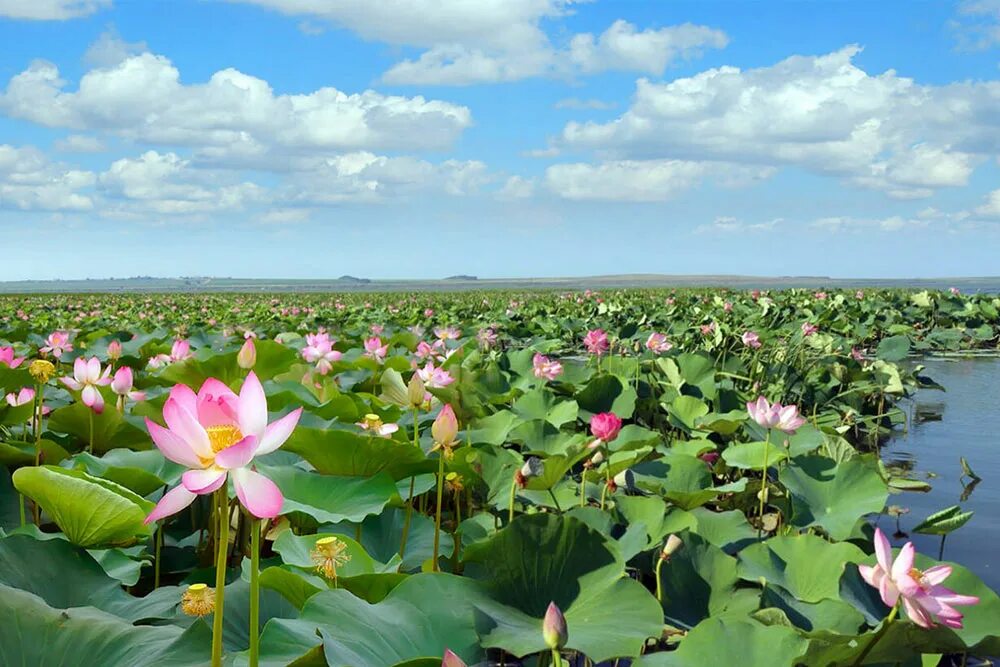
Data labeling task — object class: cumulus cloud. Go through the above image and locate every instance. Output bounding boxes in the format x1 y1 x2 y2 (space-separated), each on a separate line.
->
0 0 109 20
83 27 148 68
498 175 536 199
0 144 95 211
554 98 616 110
228 0 726 85
0 51 473 165
557 46 999 198
974 189 1000 217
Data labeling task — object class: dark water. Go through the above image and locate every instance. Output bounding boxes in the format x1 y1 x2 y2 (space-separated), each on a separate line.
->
882 358 1000 593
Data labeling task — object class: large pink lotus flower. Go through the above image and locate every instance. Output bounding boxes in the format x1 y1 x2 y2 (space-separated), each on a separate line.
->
144 372 302 522
746 396 806 434
859 527 978 629
5 387 34 407
415 339 449 362
363 336 388 364
302 332 342 375
416 362 454 389
590 412 622 442
741 331 762 349
60 357 113 413
0 346 25 369
583 329 609 356
645 332 672 354
40 331 73 359
532 353 563 381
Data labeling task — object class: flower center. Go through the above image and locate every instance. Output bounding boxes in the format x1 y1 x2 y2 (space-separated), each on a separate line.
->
206 424 243 454
909 567 929 589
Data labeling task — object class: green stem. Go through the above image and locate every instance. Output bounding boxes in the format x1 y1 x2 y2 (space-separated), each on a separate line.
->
87 408 94 454
508 478 517 524
757 430 771 537
154 525 163 589
211 488 229 667
600 479 610 511
547 488 562 513
400 408 420 561
551 648 563 667
431 449 446 572
655 556 665 603
851 605 898 666
249 516 260 667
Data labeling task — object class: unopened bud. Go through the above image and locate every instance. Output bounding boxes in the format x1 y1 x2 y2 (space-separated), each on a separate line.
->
107 339 122 360
407 374 426 407
660 534 683 561
237 338 256 369
432 404 459 446
542 601 568 649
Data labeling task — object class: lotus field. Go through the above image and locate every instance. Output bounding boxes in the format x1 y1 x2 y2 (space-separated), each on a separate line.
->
0 287 998 667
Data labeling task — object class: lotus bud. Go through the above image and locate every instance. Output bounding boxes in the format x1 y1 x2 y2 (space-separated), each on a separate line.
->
181 583 215 617
515 456 544 488
441 649 468 667
407 374 426 408
28 359 56 383
432 404 458 446
107 339 122 360
590 412 622 442
542 601 568 649
660 534 683 561
237 338 257 369
111 366 134 396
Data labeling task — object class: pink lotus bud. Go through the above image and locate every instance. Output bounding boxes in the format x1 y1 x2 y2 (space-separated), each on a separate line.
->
407 374 426 407
590 412 622 442
111 366 133 396
107 339 122 360
542 601 568 649
238 338 257 369
432 404 458 446
441 649 467 667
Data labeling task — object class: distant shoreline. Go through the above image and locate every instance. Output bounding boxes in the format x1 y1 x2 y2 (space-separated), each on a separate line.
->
0 275 998 294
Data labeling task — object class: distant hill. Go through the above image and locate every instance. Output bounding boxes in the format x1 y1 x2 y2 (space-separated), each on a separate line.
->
444 275 477 281
337 275 371 284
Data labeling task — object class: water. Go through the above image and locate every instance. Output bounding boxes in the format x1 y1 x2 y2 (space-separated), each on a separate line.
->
882 358 1000 593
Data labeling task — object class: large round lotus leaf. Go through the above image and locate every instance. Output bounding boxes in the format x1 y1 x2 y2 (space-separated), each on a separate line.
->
721 439 789 469
462 513 663 661
0 584 211 667
12 466 154 548
779 455 888 540
160 340 297 385
511 388 578 426
323 506 454 573
254 573 486 667
574 374 637 418
634 453 746 510
65 448 182 496
759 584 866 635
635 617 809 667
737 534 866 603
46 402 149 453
283 427 435 480
259 465 399 524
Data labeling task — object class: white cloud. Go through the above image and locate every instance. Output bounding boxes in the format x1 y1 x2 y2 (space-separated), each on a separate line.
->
811 215 929 232
83 27 148 68
951 0 1000 50
0 0 109 20
569 21 728 75
498 175 535 199
694 216 782 234
54 134 106 153
557 46 1000 198
974 188 1000 217
228 1 726 85
0 144 95 211
0 51 473 163
554 98 616 110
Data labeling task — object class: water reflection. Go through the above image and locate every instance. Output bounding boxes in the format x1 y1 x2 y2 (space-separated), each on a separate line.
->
882 358 1000 593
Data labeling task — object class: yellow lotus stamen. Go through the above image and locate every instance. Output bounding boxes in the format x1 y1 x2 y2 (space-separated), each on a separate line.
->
361 413 383 430
311 535 350 581
181 583 215 617
205 425 244 454
29 359 56 383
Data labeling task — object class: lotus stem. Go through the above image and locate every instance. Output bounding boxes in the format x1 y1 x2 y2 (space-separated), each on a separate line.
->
154 524 163 589
399 409 419 560
211 487 229 667
87 408 95 454
655 555 665 603
249 515 260 667
551 648 563 667
851 605 898 667
508 478 517 524
431 448 446 572
757 430 770 537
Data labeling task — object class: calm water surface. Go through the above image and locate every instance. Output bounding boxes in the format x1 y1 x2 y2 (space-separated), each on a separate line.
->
882 358 1000 593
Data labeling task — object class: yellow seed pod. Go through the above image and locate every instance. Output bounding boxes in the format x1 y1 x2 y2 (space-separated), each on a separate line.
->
29 359 56 383
181 583 215 617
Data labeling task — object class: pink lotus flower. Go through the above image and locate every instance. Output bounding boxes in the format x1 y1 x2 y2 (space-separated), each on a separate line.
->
751 289 761 301
424 308 435 318
416 362 454 389
144 372 302 522
741 331 762 349
363 336 388 364
5 387 34 407
532 353 563 381
434 326 461 341
441 649 467 667
171 339 193 361
590 412 622 442
814 291 828 300
432 404 459 446
859 527 978 629
477 327 498 350
0 346 25 369
851 347 865 362
60 357 113 413
40 331 73 359
724 301 733 312
237 338 257 369
645 332 672 354
111 366 146 402
583 329 609 356
370 324 384 335
949 287 960 296
415 339 448 362
746 396 806 434
801 322 819 336
302 332 342 375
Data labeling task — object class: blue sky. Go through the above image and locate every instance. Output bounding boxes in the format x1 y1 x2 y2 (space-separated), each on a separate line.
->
0 0 999 280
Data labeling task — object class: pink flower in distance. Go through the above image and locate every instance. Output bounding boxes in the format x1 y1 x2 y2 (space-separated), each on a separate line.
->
859 527 978 629
434 326 461 341
416 362 454 389
856 290 865 300
532 353 563 381
41 331 73 359
583 329 609 356
949 287 960 296
302 332 342 375
723 301 733 312
590 412 622 442
477 327 498 350
814 291 828 300
5 387 34 407
144 372 302 522
741 331 762 349
60 357 113 413
106 339 122 360
171 339 193 361
746 396 806 434
851 347 865 362
801 322 819 336
363 336 388 364
700 322 716 336
0 346 25 369
111 366 146 402
645 332 673 354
